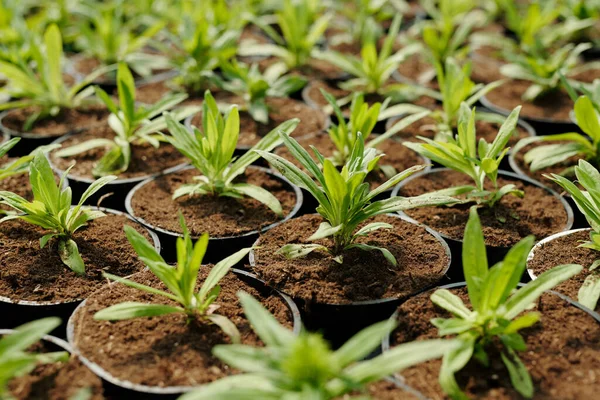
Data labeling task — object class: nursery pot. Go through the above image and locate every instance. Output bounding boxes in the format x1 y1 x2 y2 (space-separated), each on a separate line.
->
66 268 302 399
48 133 188 212
380 282 600 398
0 207 160 338
249 213 452 348
391 168 574 282
125 165 303 264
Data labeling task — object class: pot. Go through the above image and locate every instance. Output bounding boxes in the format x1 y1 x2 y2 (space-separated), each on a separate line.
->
66 268 302 399
249 213 452 348
391 168 575 282
0 207 160 338
125 165 303 264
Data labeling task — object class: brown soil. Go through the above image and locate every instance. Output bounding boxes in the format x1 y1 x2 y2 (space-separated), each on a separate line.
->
470 46 507 84
71 269 293 387
0 214 150 302
274 132 424 190
128 79 177 104
388 112 531 146
528 229 600 312
50 124 186 180
396 53 439 90
129 167 297 237
1 105 109 136
305 80 437 113
258 56 344 81
189 95 328 147
397 170 568 247
252 214 450 304
9 349 104 400
391 287 600 399
337 380 420 400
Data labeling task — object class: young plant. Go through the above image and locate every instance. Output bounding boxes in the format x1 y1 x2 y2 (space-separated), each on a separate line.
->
163 90 299 215
0 318 69 398
0 153 116 275
216 61 307 124
0 24 113 130
178 292 458 400
431 207 582 399
257 130 458 265
240 0 331 72
404 103 524 213
0 137 57 182
514 95 600 173
561 0 600 46
546 160 600 310
54 63 199 177
94 215 251 343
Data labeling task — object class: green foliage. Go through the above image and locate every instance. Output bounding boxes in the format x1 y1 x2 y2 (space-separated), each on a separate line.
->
432 207 582 399
0 138 58 182
545 159 600 310
163 90 299 216
216 61 307 124
515 95 600 172
0 24 113 130
94 214 251 344
55 63 198 177
177 292 458 400
240 0 331 71
0 318 69 399
404 103 524 211
0 154 116 275
257 130 458 265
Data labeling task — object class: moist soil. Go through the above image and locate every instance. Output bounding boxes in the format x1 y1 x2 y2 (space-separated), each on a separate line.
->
129 167 297 237
528 229 600 312
396 53 439 90
8 341 104 400
336 380 420 400
471 46 508 84
71 269 293 387
189 95 328 147
252 214 450 304
397 170 568 247
1 105 109 136
257 56 344 81
274 132 424 190
391 287 600 399
387 112 530 146
125 79 175 104
50 124 186 180
0 214 150 302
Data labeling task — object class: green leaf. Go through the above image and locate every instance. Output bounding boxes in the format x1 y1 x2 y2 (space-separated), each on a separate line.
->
438 338 474 400
237 292 294 348
578 271 600 310
198 247 251 304
575 96 600 141
207 314 241 344
334 319 396 367
54 139 114 158
345 243 397 266
307 222 342 241
44 24 64 101
354 222 393 237
78 175 117 206
501 349 534 398
230 183 283 217
94 302 183 320
58 239 85 275
276 244 327 259
0 317 61 357
430 289 473 319
117 63 136 124
462 207 488 310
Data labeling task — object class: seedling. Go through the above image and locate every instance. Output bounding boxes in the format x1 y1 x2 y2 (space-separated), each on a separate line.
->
215 61 307 124
0 24 113 130
0 138 58 183
546 160 600 310
178 292 458 400
404 103 525 213
0 154 116 275
258 131 458 265
561 0 600 46
163 90 299 216
55 63 199 177
0 318 69 399
94 215 251 344
431 207 582 399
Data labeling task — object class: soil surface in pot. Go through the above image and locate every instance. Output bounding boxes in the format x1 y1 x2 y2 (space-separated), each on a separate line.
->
189 95 327 147
129 167 297 237
72 57 168 84
396 53 439 90
388 112 530 146
336 380 420 400
130 80 178 104
252 214 449 304
391 287 600 399
2 105 109 136
8 340 104 400
0 214 150 302
305 80 437 111
258 57 343 81
50 125 186 180
0 161 61 212
274 132 424 190
71 269 293 387
397 170 568 247
528 229 600 312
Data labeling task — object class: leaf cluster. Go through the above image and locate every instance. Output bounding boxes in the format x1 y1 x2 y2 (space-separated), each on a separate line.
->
0 138 58 185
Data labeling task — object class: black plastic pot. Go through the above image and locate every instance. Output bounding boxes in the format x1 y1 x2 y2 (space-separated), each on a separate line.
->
381 281 600 397
126 165 303 264
0 207 160 338
391 168 575 282
66 268 302 400
249 213 452 348
48 133 188 212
